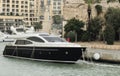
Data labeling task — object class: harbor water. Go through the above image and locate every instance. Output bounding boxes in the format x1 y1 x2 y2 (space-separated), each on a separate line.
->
0 42 120 76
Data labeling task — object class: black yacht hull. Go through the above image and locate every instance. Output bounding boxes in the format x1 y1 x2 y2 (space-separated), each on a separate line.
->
3 45 86 63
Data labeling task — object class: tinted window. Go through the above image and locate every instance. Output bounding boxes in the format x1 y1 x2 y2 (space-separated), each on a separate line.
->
27 37 44 42
43 37 66 42
16 28 24 32
39 34 49 36
15 40 32 45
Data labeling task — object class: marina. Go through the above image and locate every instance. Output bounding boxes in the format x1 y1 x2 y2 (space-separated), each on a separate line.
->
0 42 120 76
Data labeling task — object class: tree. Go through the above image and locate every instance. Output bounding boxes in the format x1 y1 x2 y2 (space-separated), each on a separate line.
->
104 25 115 45
52 15 62 24
88 17 104 41
64 18 85 42
95 5 103 16
81 31 90 42
66 31 76 42
34 22 42 31
52 15 63 35
105 7 120 40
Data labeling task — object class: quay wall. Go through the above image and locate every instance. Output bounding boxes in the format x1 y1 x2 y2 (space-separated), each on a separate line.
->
76 42 120 63
85 49 120 62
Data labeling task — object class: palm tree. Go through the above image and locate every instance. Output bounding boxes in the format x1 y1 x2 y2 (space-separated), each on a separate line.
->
84 0 102 41
84 0 101 25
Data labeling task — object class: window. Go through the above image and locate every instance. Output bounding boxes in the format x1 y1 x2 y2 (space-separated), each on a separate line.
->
12 5 15 7
53 2 56 5
40 15 44 20
25 10 28 12
53 7 56 9
16 1 19 4
15 40 32 45
7 0 10 2
25 1 28 4
3 0 5 3
16 9 19 12
21 1 24 4
7 13 9 15
47 0 51 5
21 6 24 8
2 4 5 7
3 9 5 11
7 4 10 7
7 9 9 12
12 1 15 3
25 6 28 8
43 37 66 42
58 2 61 5
12 9 15 12
21 10 24 12
27 37 44 42
41 0 44 8
16 5 19 8
57 6 61 9
25 14 27 16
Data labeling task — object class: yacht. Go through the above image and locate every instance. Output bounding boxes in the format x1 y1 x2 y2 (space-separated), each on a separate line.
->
0 26 35 42
3 34 86 63
0 31 14 42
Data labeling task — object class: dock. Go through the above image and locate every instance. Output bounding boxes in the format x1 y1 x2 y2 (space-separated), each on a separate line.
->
76 41 120 63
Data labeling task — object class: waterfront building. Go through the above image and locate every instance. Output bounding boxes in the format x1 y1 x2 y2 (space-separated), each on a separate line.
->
0 0 64 33
0 0 40 27
0 16 23 30
63 0 120 30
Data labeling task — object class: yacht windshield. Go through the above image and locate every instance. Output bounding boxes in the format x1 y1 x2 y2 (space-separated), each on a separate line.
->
16 28 24 32
43 37 66 42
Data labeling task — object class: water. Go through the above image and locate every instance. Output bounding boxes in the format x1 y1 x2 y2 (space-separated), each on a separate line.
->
0 43 120 76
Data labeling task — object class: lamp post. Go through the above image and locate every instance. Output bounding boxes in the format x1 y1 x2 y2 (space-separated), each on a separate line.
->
87 4 91 41
87 5 91 28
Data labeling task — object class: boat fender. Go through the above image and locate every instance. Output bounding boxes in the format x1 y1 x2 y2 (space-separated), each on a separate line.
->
93 53 100 60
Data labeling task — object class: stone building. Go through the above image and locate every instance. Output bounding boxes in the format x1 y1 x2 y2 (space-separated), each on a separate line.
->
63 0 120 30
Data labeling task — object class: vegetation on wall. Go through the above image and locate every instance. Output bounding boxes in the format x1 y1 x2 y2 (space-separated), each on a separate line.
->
107 0 120 3
95 5 103 16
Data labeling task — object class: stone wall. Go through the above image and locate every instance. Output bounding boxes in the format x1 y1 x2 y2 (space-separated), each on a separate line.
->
63 0 120 21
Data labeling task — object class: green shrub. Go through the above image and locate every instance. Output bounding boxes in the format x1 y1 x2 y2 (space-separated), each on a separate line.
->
66 31 75 42
104 25 115 45
81 31 89 42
